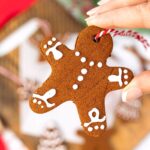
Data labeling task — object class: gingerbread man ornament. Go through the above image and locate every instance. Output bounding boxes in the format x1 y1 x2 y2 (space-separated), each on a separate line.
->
29 26 134 137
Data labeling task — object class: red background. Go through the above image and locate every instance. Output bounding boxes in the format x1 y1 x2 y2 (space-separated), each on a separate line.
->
0 0 36 28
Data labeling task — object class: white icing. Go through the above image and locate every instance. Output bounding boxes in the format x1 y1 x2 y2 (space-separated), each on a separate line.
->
75 51 80 56
100 125 105 130
124 75 128 79
52 37 56 41
77 75 84 81
48 40 52 45
108 68 123 87
38 101 42 105
81 68 88 75
89 61 94 67
97 61 103 68
94 126 99 130
84 108 106 130
72 84 78 90
45 42 63 60
124 69 128 73
80 57 86 63
124 81 128 85
32 89 56 108
33 99 37 103
88 127 93 132
43 44 47 49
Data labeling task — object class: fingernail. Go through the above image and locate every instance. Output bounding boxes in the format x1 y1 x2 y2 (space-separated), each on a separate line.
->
97 0 110 6
122 81 143 102
87 7 98 16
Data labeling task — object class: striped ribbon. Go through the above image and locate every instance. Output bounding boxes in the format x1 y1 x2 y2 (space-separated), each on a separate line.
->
95 29 150 49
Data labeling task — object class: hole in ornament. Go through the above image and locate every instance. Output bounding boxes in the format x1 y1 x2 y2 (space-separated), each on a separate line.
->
93 35 100 43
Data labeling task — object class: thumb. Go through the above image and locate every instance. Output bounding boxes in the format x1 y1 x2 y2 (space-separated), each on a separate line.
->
122 71 150 102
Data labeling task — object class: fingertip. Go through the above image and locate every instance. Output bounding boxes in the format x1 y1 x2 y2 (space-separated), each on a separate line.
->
85 14 115 28
122 79 143 103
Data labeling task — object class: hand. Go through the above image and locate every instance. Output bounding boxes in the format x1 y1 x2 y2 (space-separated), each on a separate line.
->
85 0 150 28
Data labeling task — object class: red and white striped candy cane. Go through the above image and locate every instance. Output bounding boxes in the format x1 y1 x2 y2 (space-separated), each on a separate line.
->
95 29 150 49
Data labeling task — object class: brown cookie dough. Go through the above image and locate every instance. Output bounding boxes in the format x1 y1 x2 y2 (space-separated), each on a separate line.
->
29 26 134 137
77 129 114 150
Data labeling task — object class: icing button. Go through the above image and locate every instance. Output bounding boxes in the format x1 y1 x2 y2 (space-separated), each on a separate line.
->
124 75 128 79
75 51 80 56
97 62 103 68
77 75 84 81
88 127 93 132
81 57 86 63
48 40 52 45
94 126 99 130
43 44 47 49
52 37 56 41
38 101 42 105
89 61 94 67
100 125 105 130
33 99 37 103
124 81 128 85
81 68 88 75
124 69 128 74
73 84 78 90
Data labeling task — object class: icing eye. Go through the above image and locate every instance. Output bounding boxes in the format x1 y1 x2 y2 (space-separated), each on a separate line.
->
92 35 100 43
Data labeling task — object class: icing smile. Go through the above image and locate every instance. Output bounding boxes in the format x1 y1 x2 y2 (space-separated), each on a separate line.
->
84 108 106 132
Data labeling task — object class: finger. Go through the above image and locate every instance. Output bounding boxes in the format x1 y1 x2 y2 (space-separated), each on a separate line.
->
96 0 147 15
122 71 150 102
86 2 150 28
87 0 147 16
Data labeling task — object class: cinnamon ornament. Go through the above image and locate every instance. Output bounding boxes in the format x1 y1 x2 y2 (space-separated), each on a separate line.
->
29 26 134 137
